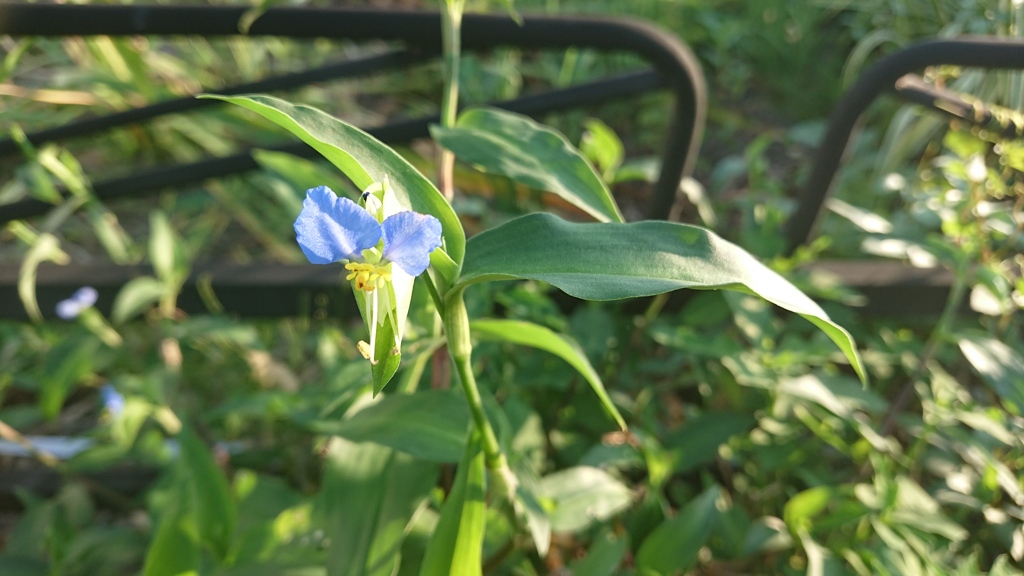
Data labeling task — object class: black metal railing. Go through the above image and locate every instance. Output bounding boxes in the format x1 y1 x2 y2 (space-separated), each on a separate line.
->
784 37 1024 253
1 6 1023 319
0 4 709 319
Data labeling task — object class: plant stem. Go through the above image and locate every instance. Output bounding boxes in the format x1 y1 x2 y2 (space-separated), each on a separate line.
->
443 289 518 498
421 270 446 317
438 0 464 201
422 269 451 389
444 290 501 467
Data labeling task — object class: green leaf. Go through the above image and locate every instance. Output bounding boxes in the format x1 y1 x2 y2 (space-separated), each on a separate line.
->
537 467 633 534
111 276 166 324
635 486 720 576
455 213 866 383
580 118 624 181
179 427 236 560
661 412 754 475
0 555 49 576
470 319 625 430
203 94 464 279
149 211 189 287
215 565 326 576
367 318 401 396
774 375 888 418
958 334 1024 415
142 484 200 576
298 390 469 463
38 147 136 264
513 482 551 558
39 335 100 419
252 149 349 209
432 107 624 223
365 453 437 576
784 486 847 533
19 232 69 322
567 529 628 576
323 438 391 576
322 438 437 576
419 430 486 576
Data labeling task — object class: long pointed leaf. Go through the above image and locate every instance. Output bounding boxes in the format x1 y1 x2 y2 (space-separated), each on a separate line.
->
300 390 470 463
454 214 866 383
432 107 624 223
471 319 625 430
367 453 438 576
142 497 199 576
204 94 464 278
179 427 236 561
635 486 721 576
322 438 391 576
419 430 486 576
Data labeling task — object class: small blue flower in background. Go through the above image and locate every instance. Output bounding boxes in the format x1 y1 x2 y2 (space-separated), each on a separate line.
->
99 384 125 417
293 184 442 363
56 286 98 320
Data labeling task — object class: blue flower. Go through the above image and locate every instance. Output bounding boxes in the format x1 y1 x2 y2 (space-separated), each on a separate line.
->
99 384 125 417
294 185 442 288
293 184 442 364
56 286 98 320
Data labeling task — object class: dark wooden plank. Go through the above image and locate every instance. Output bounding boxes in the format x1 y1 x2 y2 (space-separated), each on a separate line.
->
0 263 355 320
0 259 956 319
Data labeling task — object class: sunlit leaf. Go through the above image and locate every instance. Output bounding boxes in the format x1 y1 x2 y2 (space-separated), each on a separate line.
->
418 430 486 576
635 486 720 576
202 94 464 279
471 318 625 430
111 276 165 324
455 213 866 383
959 334 1024 415
179 427 236 560
432 107 624 223
149 211 189 287
537 467 632 533
299 390 469 463
322 437 390 576
323 437 436 576
580 117 624 181
142 483 199 576
19 232 68 322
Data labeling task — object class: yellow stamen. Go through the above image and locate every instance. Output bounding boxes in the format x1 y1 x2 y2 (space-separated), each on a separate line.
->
344 262 392 293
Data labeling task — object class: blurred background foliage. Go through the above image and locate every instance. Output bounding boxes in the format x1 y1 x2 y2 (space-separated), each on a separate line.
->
0 0 1023 575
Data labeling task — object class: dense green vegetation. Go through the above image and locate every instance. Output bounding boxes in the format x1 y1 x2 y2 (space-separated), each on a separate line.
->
0 1 1022 575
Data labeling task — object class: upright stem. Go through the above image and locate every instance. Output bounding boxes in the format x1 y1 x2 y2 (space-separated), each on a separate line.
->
443 290 502 467
443 289 518 499
438 0 464 201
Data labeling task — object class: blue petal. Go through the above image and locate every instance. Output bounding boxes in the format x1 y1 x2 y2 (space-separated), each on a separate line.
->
73 286 98 307
55 299 81 320
381 211 443 276
100 384 125 416
55 286 98 320
294 186 381 265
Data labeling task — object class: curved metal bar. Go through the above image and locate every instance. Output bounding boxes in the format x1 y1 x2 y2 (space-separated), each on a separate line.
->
784 36 1024 253
895 74 1024 139
0 70 663 223
0 4 706 221
0 49 430 157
